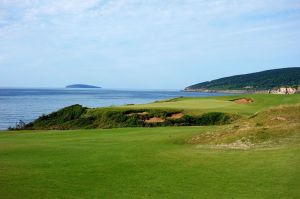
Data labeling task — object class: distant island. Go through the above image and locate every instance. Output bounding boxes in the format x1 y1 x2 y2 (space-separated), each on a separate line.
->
185 67 300 94
66 84 101 89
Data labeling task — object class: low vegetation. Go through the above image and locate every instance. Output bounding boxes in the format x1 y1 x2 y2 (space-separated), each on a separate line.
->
23 105 234 130
187 104 300 149
1 94 300 198
17 94 300 130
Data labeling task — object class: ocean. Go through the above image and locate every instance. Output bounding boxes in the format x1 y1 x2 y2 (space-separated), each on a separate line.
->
0 88 225 130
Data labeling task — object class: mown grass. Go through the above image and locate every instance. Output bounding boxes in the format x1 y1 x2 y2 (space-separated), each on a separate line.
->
1 94 300 198
127 94 300 115
0 126 299 199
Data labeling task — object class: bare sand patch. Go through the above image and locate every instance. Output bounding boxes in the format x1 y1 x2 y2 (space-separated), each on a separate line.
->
271 116 286 121
138 112 149 116
232 98 254 104
145 117 165 123
215 140 254 150
167 113 184 119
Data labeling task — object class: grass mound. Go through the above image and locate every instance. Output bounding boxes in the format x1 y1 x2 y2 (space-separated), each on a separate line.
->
187 104 300 149
24 106 234 130
23 104 89 130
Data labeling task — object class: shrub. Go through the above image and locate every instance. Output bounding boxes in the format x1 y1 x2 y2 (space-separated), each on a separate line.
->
25 106 234 130
199 112 231 125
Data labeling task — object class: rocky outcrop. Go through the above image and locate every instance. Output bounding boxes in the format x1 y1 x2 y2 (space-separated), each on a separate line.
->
269 87 297 94
184 88 251 94
185 86 300 94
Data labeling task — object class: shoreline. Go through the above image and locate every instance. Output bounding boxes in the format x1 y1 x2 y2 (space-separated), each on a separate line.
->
184 87 300 94
183 89 267 94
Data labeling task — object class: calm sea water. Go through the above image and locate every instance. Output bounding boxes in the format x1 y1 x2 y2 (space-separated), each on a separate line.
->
0 88 224 130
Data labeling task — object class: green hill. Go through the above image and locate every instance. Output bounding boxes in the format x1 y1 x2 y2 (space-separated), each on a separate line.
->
185 67 300 91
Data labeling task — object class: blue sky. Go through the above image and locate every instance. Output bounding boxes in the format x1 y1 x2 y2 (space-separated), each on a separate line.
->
0 0 300 89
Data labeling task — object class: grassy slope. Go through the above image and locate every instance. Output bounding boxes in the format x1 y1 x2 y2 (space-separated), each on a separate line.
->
126 94 300 115
0 127 299 199
0 94 300 198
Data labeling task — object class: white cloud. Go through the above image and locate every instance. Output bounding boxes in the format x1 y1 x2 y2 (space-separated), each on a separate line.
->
1 0 299 31
0 0 299 88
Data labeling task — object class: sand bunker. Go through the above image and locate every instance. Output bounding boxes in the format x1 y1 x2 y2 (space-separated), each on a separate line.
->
145 117 165 123
232 98 254 104
167 113 184 119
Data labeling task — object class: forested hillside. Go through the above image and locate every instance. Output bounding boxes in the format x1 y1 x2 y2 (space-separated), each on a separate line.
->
185 67 300 91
